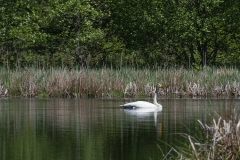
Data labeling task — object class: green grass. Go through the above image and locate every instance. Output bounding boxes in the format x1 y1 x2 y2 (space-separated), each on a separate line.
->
0 66 240 98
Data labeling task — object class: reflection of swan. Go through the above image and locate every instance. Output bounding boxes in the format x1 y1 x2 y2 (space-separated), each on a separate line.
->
123 107 162 121
123 107 162 137
120 84 163 109
123 107 162 125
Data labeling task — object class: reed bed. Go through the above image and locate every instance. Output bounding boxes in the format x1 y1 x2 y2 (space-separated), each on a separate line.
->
195 114 240 159
0 67 240 98
164 109 240 160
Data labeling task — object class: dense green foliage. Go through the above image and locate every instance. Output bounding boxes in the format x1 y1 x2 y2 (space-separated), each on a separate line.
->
1 0 240 68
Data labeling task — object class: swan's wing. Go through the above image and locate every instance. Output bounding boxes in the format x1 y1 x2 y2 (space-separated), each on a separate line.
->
120 101 157 108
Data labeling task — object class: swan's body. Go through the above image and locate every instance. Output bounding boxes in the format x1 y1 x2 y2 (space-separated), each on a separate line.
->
124 107 162 114
120 84 162 109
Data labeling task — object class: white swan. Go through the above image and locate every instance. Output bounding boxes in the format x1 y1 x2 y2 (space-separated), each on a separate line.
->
120 84 163 109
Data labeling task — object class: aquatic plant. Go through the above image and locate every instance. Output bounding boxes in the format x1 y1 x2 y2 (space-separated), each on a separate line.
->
0 67 240 98
190 109 240 160
164 109 240 160
0 80 8 96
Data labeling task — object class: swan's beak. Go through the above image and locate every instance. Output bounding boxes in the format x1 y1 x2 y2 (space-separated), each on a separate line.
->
158 84 163 88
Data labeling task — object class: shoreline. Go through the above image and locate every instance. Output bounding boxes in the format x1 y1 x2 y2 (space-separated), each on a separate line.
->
0 67 240 98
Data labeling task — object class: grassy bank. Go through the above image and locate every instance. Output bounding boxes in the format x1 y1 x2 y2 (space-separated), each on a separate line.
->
0 67 240 98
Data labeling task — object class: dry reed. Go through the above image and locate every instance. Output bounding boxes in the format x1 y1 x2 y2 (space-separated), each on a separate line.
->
0 80 8 96
190 109 240 159
0 67 240 98
165 109 240 160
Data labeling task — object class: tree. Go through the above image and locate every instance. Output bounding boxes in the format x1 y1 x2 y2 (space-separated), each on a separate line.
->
0 0 240 68
109 0 240 68
0 0 107 67
109 0 168 66
172 0 240 68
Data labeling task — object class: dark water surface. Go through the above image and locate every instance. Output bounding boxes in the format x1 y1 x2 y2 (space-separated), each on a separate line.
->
0 98 239 160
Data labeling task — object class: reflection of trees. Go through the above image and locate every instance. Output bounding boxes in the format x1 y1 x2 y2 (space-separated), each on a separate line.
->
0 99 100 160
0 98 237 160
0 99 75 160
0 98 164 160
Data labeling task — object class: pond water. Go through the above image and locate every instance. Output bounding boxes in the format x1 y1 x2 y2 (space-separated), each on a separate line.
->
0 98 239 160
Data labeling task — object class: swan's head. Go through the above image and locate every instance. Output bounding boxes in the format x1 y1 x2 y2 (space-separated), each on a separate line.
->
155 83 163 94
158 84 163 89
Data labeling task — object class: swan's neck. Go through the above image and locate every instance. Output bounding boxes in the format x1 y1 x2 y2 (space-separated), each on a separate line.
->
153 87 162 108
153 93 158 105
